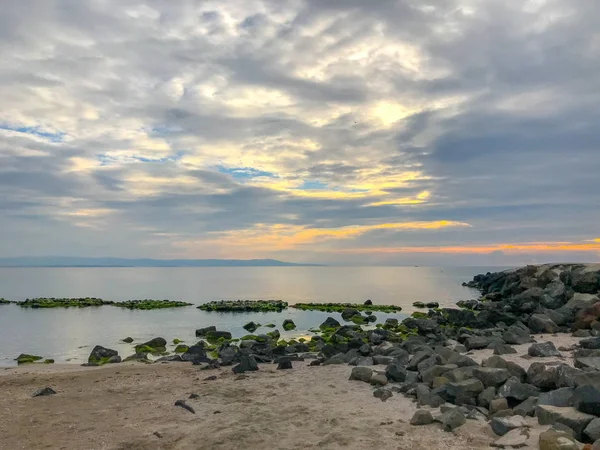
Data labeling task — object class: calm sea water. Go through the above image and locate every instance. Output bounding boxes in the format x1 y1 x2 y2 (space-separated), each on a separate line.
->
0 266 495 366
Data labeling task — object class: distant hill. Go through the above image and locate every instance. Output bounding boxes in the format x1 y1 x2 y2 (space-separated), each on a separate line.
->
0 257 323 267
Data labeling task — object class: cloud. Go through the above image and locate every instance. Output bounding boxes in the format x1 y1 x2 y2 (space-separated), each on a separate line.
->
0 0 599 264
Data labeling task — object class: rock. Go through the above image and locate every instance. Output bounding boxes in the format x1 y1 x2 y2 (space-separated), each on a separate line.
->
243 321 259 332
349 366 373 383
467 409 488 421
446 378 485 399
575 357 600 370
573 385 600 416
503 324 532 345
473 367 511 388
410 410 434 426
529 314 560 333
359 344 371 356
320 317 341 329
528 363 558 390
537 405 595 441
407 350 434 371
572 269 600 294
277 360 293 370
123 352 150 362
372 355 392 365
353 356 374 366
309 360 322 366
385 360 407 382
539 430 579 450
493 343 518 355
373 389 392 401
181 343 208 363
557 364 581 388
341 309 360 321
323 354 345 365
514 397 538 417
232 355 258 374
370 373 388 386
122 337 134 343
465 336 495 350
440 409 466 431
107 355 121 364
528 342 561 357
135 337 168 353
573 330 592 338
498 377 541 401
418 393 446 408
491 428 530 448
282 319 296 331
539 388 575 407
196 326 216 337
174 399 195 414
585 418 600 442
417 354 444 374
478 386 496 408
432 377 450 389
88 345 119 365
490 398 510 414
32 387 56 397
581 337 600 349
491 415 529 436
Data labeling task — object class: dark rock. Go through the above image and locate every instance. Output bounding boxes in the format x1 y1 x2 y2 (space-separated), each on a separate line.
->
181 343 208 363
372 355 392 365
581 337 600 349
573 385 600 416
349 366 373 383
421 364 458 385
123 352 150 362
88 345 118 364
473 367 511 388
446 378 485 399
556 364 581 388
407 350 434 370
341 309 360 321
503 324 532 345
323 353 346 365
243 321 259 333
529 314 560 334
478 386 496 408
490 398 510 414
498 377 540 401
320 317 341 329
538 388 575 407
528 363 558 390
174 399 195 414
108 355 121 363
574 356 600 370
440 409 466 431
359 344 371 356
492 428 530 448
374 389 392 401
195 326 216 337
574 371 600 389
122 337 134 343
232 355 258 374
154 354 184 363
309 359 322 366
364 299 373 305
371 374 388 386
571 269 600 294
426 302 440 309
410 410 434 426
465 336 496 350
277 360 293 370
418 393 445 407
528 342 561 357
32 387 56 397
537 404 595 441
492 343 518 355
585 418 600 442
417 354 444 374
514 397 538 417
491 415 529 436
282 319 296 331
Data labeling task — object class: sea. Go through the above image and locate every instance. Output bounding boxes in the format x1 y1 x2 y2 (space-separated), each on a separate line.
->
0 266 502 366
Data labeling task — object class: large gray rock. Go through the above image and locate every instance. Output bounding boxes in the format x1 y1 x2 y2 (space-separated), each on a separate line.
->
417 354 444 373
465 336 496 350
585 418 600 442
581 337 600 349
571 268 600 294
537 405 595 441
478 386 496 408
385 360 407 382
421 364 458 385
573 385 600 416
232 355 258 374
503 324 532 345
88 345 118 364
574 356 600 370
556 364 581 388
574 371 600 389
491 428 530 449
440 409 466 431
514 397 538 417
493 343 518 355
407 350 435 371
349 366 373 383
528 363 558 390
529 314 560 334
490 398 510 414
473 367 511 388
410 410 434 426
446 378 485 399
491 415 529 436
528 342 561 357
539 388 575 407
541 281 567 309
498 377 540 401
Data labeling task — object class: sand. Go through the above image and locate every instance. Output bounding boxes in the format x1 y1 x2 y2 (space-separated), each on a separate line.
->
0 333 582 450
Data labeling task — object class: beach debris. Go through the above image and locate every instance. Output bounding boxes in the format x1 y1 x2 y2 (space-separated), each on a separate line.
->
189 393 200 399
153 431 163 439
32 387 56 397
174 400 195 414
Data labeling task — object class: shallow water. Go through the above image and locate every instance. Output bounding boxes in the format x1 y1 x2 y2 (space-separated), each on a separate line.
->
0 266 497 365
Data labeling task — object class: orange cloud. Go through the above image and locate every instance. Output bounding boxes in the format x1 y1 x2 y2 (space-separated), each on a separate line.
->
192 220 471 251
333 241 600 254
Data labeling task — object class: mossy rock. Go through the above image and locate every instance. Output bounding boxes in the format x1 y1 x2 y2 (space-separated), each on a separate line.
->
241 334 259 341
243 321 260 333
282 319 296 331
411 311 428 319
112 299 192 310
122 337 134 343
172 338 182 345
43 359 55 364
267 329 281 340
264 323 276 328
16 297 111 308
15 354 43 364
174 344 189 353
0 298 11 304
134 338 167 354
292 302 402 313
413 302 426 308
350 315 366 325
197 300 288 312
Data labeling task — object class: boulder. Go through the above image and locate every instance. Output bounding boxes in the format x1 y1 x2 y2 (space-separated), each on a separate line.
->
371 374 388 386
537 405 595 441
385 360 407 382
88 345 118 365
571 269 600 294
473 367 511 388
529 314 560 333
421 364 458 385
181 343 208 363
575 356 600 370
417 354 444 373
418 393 446 408
320 317 341 329
243 321 259 332
528 342 561 357
282 320 296 331
538 388 575 408
372 355 392 365
349 366 373 383
490 398 510 414
277 359 293 370
514 397 538 417
446 378 485 399
373 389 393 402
493 343 518 355
478 386 496 408
573 385 600 416
122 337 134 343
585 418 600 442
498 377 540 402
410 410 434 426
232 355 258 374
491 415 529 436
539 430 579 450
581 337 600 349
440 409 466 431
528 363 558 390
574 303 600 330
341 309 360 321
465 336 495 350
556 364 581 388
195 326 216 337
491 428 530 448
503 324 532 345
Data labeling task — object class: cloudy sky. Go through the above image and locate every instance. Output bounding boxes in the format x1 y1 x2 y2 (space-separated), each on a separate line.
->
1 0 599 265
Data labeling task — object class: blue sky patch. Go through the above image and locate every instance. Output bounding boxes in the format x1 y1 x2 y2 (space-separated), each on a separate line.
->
0 123 64 142
96 152 183 166
216 166 277 180
297 180 328 190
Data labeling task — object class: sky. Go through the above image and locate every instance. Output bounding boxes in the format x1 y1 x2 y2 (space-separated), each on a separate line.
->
1 0 599 266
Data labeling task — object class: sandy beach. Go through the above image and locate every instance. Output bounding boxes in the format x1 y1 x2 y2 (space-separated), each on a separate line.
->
0 333 581 450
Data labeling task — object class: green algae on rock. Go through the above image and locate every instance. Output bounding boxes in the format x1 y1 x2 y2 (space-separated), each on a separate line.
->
15 353 43 364
16 297 111 308
197 299 288 312
291 302 402 313
0 298 11 304
112 299 192 310
134 337 167 354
